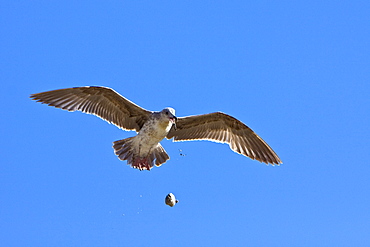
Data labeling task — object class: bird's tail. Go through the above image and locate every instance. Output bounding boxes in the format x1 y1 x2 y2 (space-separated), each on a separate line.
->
113 137 170 171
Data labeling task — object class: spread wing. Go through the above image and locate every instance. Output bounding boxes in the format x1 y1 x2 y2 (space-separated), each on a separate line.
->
167 112 282 164
30 86 151 132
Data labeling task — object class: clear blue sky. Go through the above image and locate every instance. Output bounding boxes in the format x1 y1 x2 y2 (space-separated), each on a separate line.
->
1 1 370 246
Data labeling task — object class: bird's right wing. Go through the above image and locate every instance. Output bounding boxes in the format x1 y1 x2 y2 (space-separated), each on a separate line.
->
30 86 151 132
167 112 281 164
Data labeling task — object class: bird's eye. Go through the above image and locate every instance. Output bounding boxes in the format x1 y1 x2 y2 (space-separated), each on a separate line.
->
165 112 168 115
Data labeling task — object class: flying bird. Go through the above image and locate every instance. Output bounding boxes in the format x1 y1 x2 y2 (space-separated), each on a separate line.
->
30 86 282 170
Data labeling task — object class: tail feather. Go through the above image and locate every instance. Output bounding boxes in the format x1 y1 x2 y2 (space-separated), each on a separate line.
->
154 145 169 166
113 137 135 165
113 137 170 171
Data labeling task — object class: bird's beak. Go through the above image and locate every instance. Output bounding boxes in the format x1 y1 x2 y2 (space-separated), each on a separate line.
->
172 116 177 130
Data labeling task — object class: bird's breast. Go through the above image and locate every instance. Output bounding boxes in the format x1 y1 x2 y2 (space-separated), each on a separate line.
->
137 119 171 145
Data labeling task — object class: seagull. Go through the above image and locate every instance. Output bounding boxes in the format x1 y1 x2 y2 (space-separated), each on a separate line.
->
30 86 282 170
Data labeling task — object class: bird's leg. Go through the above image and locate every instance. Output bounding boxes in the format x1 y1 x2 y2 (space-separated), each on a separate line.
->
141 147 153 170
132 144 153 171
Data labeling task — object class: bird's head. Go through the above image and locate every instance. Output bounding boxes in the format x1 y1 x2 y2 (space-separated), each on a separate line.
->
162 107 177 129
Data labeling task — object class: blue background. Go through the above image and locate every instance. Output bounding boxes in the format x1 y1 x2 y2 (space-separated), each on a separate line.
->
1 1 370 246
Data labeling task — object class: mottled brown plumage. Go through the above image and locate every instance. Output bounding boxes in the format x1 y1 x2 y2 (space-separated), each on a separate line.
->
30 86 150 132
31 86 282 170
166 112 281 164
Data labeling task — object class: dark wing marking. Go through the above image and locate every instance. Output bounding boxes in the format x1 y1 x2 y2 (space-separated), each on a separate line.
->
167 112 282 164
30 86 151 132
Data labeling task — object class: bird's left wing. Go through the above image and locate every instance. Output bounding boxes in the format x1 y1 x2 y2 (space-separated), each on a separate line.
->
30 86 151 132
166 112 282 164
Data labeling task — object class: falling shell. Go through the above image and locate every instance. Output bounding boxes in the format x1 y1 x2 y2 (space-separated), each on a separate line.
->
165 193 179 207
